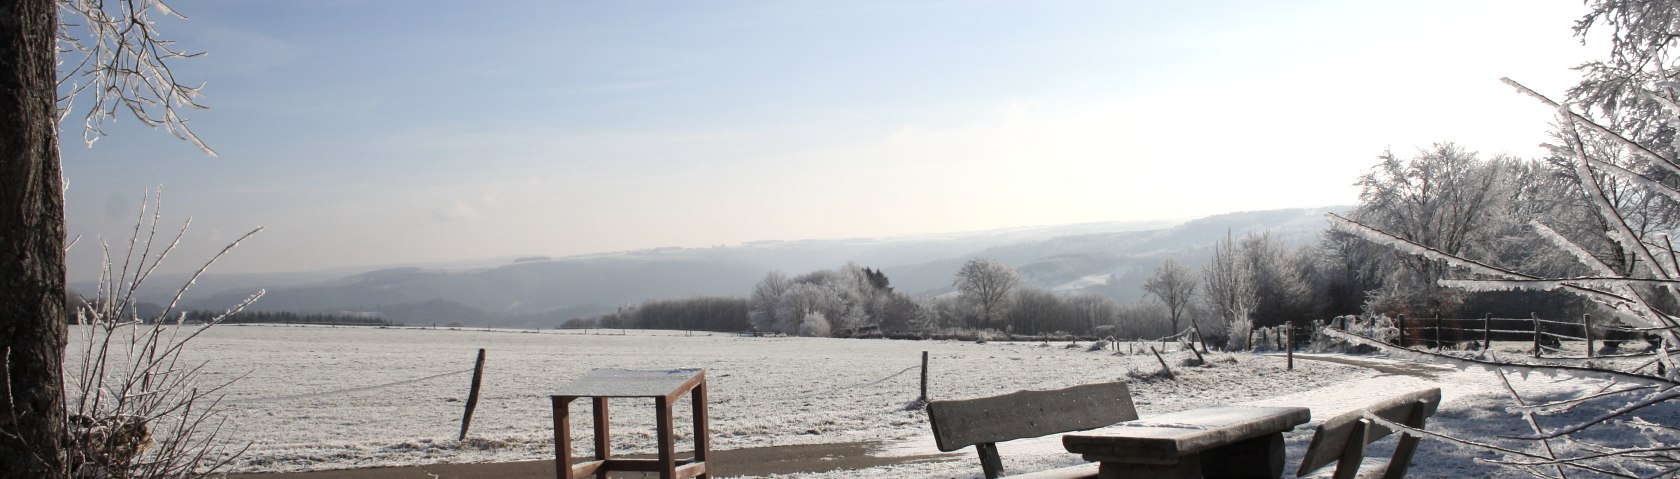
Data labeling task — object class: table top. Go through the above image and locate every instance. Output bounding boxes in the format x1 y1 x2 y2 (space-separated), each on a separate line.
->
552 368 705 399
1062 406 1310 464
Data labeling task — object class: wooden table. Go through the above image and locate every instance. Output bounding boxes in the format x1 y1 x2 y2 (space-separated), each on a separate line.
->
1062 406 1310 479
551 368 710 479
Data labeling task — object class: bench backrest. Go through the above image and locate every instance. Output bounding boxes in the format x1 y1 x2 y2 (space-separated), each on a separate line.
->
1298 388 1442 479
927 381 1138 451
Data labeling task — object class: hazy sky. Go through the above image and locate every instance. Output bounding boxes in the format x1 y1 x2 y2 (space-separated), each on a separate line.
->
61 0 1596 280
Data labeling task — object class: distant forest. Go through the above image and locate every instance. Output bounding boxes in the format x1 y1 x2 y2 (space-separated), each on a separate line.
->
564 297 748 332
186 310 399 326
180 310 399 326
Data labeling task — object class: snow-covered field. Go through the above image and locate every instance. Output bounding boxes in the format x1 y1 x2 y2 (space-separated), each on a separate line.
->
70 324 1675 478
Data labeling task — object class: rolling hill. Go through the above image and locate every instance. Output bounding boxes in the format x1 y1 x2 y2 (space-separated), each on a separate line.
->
119 206 1347 327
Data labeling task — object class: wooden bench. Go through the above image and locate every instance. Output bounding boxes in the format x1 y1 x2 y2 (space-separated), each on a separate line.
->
1296 388 1442 479
926 381 1138 479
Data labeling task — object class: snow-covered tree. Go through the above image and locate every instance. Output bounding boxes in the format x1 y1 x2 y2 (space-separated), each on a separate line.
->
1330 5 1680 471
798 310 832 337
1143 259 1197 335
1570 0 1680 159
1351 144 1521 317
774 282 842 335
1241 232 1313 328
953 258 1021 330
1203 232 1257 349
1067 294 1121 337
748 271 792 333
1330 79 1680 476
747 264 916 336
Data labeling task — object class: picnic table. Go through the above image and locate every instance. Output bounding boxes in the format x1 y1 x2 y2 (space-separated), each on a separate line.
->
1062 406 1310 479
551 368 710 479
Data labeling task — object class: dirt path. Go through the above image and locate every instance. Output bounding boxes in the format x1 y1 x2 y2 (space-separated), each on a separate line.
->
226 441 959 479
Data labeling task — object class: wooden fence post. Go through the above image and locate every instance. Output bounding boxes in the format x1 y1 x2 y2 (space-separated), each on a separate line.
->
1191 324 1210 354
1532 312 1542 358
1584 314 1595 358
1397 314 1407 347
1149 346 1175 379
1286 321 1294 371
1433 313 1443 350
920 351 930 403
1248 328 1256 352
459 348 487 441
1483 313 1492 351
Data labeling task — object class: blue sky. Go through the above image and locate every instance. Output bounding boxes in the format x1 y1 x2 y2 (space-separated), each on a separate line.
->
61 0 1594 279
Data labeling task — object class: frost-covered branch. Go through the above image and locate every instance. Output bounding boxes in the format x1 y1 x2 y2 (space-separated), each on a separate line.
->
63 191 260 478
57 0 216 155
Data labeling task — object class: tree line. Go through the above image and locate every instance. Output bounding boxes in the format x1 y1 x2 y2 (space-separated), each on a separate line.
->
562 297 749 332
181 310 402 327
572 259 1181 340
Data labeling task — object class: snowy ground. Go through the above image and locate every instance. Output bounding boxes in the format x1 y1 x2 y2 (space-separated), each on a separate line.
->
69 324 1673 478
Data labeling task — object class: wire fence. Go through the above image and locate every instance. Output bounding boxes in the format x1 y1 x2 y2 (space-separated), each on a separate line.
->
1335 313 1661 360
224 368 475 405
754 364 923 403
1095 327 1203 354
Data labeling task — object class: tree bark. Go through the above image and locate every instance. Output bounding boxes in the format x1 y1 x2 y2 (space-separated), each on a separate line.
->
0 0 68 476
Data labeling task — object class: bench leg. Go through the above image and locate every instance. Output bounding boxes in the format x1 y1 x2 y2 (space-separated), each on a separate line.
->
1097 456 1200 479
976 442 1004 479
1200 433 1285 479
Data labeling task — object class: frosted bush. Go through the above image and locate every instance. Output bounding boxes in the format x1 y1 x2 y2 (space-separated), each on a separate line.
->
1225 316 1253 351
1310 315 1396 354
799 311 832 337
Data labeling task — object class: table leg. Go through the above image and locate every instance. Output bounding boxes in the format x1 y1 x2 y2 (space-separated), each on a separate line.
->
1200 432 1285 479
656 396 676 477
1098 456 1200 479
592 397 610 479
692 381 710 479
552 397 573 479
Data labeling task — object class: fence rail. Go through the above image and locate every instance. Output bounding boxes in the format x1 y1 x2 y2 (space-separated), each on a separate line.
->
1330 313 1659 360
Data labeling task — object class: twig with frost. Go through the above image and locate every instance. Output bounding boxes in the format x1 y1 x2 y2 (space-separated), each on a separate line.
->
1495 364 1569 478
56 191 261 478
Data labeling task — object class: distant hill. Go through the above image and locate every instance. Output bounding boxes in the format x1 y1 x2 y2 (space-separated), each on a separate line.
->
104 206 1348 327
881 207 1342 300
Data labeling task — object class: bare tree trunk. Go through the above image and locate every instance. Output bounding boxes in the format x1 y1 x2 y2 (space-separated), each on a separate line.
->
0 0 68 476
